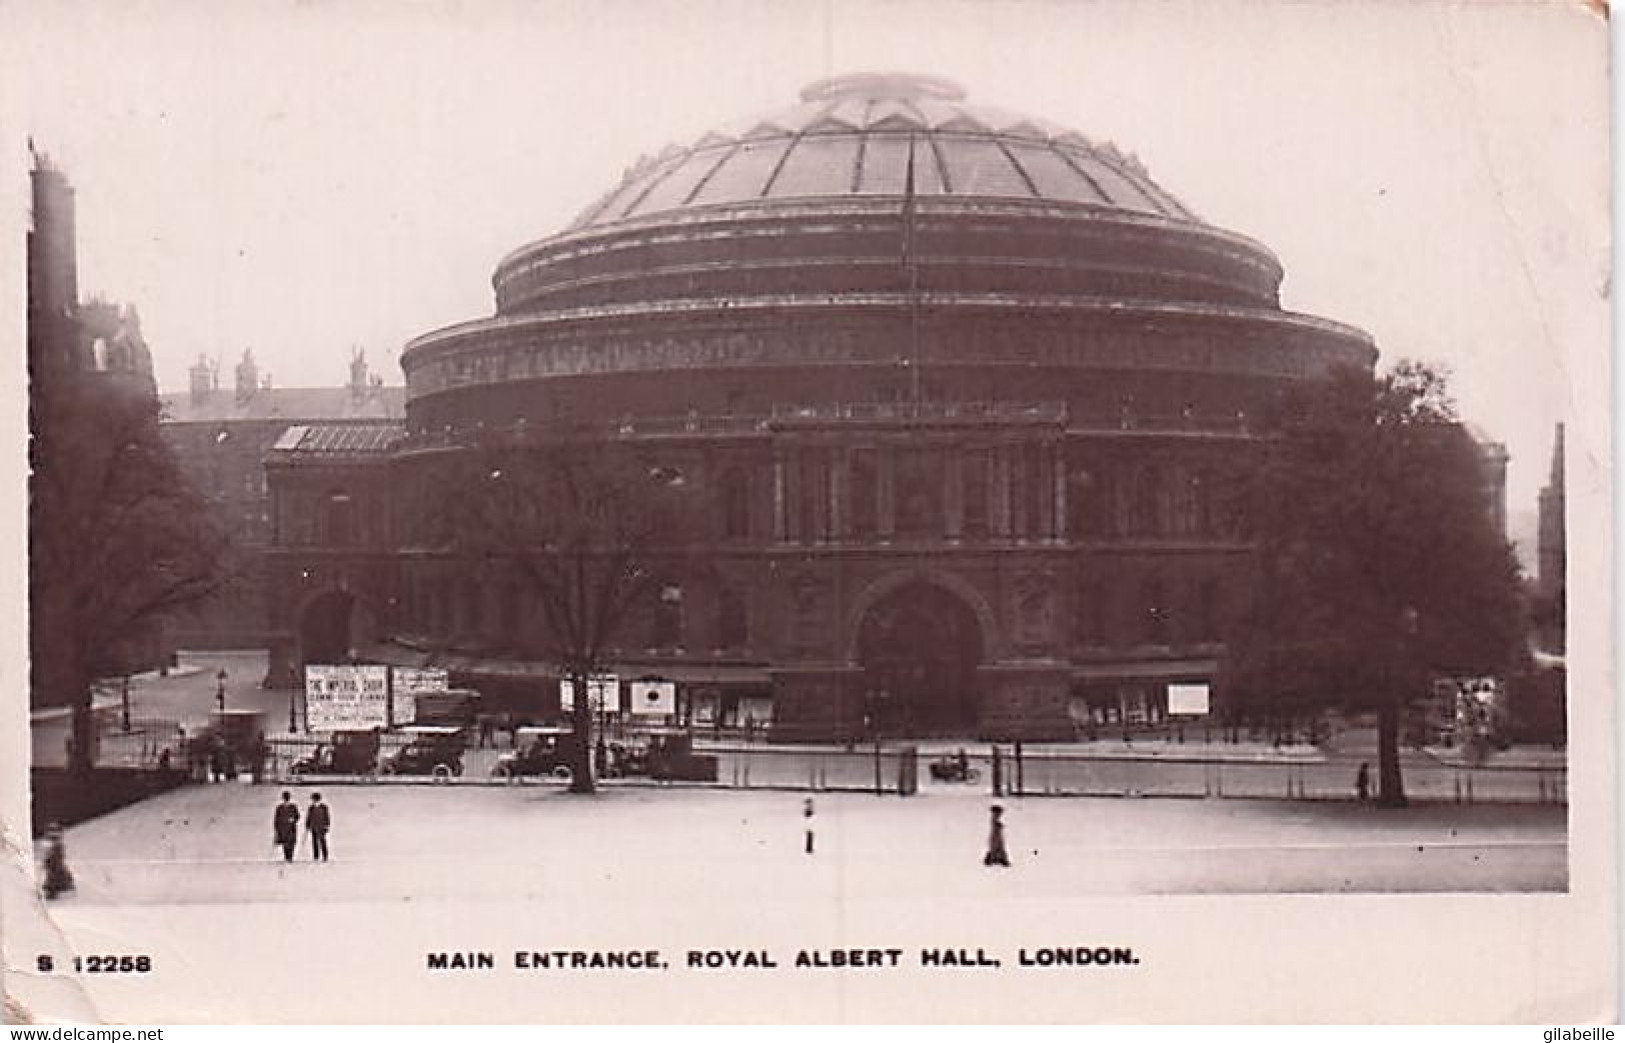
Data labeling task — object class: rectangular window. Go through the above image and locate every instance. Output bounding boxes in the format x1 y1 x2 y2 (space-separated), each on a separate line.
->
850 449 877 538
962 450 989 537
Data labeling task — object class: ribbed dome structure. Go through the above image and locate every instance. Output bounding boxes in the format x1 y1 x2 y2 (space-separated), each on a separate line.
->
568 72 1195 230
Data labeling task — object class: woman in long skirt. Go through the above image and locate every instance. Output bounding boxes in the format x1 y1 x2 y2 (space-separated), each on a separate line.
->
983 805 1010 867
41 823 74 899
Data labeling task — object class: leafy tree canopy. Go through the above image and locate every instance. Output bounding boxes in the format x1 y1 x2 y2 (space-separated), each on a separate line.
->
1227 361 1524 717
31 372 231 772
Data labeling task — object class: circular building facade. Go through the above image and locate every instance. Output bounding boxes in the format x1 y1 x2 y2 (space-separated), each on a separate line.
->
277 74 1374 739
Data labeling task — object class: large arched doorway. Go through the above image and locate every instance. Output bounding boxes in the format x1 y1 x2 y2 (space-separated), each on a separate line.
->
856 582 982 736
299 589 358 669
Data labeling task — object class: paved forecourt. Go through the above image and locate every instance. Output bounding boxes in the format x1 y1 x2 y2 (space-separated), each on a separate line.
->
46 780 1566 904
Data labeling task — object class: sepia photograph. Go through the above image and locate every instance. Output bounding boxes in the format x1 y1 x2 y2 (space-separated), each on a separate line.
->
1 0 1613 1025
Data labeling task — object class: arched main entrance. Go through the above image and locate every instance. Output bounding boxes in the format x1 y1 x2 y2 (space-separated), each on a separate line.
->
856 582 983 735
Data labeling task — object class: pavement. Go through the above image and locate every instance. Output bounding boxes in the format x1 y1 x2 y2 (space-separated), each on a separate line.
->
44 778 1566 903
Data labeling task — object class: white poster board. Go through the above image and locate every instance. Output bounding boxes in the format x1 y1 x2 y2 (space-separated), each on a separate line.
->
1167 682 1211 717
559 674 619 713
628 680 677 715
389 666 449 726
304 664 389 732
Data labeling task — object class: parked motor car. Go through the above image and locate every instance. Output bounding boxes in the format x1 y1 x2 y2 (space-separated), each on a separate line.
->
492 726 575 780
380 726 467 778
291 730 380 776
620 730 718 782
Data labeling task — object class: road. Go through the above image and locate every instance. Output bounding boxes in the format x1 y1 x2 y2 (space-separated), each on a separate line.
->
31 651 288 768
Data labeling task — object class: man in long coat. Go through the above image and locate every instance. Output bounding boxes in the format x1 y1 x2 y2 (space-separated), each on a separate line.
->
272 791 299 862
306 793 332 862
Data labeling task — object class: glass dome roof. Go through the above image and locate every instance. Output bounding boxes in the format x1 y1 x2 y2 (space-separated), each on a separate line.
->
567 73 1197 231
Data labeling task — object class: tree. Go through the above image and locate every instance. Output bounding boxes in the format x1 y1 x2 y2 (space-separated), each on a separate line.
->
434 431 690 794
30 373 232 777
1226 362 1524 806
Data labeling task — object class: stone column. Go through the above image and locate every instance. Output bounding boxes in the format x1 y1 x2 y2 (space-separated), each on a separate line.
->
772 451 786 542
1051 444 1068 542
1008 445 1027 538
945 444 965 539
877 444 896 540
830 448 848 540
991 445 1010 538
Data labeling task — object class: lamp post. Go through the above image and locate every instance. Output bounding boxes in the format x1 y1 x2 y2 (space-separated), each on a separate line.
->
215 668 228 713
120 676 131 733
288 690 299 734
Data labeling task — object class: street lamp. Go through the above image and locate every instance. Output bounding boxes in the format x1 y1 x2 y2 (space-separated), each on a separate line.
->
215 668 228 712
120 676 131 733
288 690 299 734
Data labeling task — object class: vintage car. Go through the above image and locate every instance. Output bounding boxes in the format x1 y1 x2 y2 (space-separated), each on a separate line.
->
619 730 719 783
492 726 575 781
291 730 380 776
379 726 467 778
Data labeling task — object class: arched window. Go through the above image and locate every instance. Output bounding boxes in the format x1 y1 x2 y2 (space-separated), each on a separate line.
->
1133 466 1162 537
962 449 990 538
325 490 352 546
1197 578 1221 642
1075 581 1105 646
717 587 748 650
850 449 878 538
651 583 684 650
1141 576 1169 645
720 468 750 540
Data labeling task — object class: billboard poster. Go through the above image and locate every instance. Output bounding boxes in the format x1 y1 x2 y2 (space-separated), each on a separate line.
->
1167 682 1211 717
390 666 449 726
559 674 619 713
628 680 677 715
304 664 389 732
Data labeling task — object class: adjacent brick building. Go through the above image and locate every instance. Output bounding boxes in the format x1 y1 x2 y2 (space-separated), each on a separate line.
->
159 350 403 654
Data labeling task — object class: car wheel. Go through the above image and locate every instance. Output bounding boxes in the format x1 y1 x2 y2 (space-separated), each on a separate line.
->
380 762 397 776
432 763 453 780
493 763 512 779
551 765 572 782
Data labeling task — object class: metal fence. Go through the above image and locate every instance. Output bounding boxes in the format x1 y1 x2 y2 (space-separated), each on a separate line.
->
84 717 184 771
995 749 1566 805
257 735 921 795
710 745 918 794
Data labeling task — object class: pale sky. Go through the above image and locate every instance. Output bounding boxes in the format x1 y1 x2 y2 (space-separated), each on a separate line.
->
3 0 1610 516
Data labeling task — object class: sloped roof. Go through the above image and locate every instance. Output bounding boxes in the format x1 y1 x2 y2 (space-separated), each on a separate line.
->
268 421 405 457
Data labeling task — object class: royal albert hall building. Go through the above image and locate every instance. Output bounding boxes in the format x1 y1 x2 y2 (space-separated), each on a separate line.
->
265 73 1378 740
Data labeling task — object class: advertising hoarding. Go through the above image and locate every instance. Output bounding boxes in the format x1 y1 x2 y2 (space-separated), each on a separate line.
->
304 664 389 732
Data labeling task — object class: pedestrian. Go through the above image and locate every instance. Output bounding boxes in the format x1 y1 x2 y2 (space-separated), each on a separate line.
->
306 793 332 862
1355 761 1371 803
983 805 1010 867
272 791 299 862
803 797 815 855
41 823 74 899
